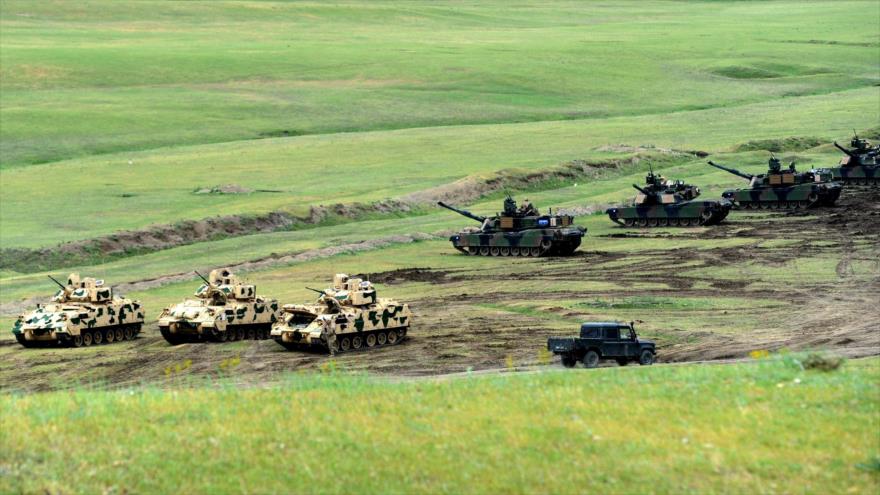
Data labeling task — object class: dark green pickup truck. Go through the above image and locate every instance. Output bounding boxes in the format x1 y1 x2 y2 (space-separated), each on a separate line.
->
547 321 656 368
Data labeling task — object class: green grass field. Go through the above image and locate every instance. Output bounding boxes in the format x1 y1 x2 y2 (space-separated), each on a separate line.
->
2 357 878 494
1 1 879 492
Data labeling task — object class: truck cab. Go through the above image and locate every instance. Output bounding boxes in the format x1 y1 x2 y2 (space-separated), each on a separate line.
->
547 321 656 368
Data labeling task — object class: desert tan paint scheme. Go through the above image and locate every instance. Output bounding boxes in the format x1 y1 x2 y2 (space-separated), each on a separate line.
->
12 274 145 348
157 268 280 344
271 273 413 354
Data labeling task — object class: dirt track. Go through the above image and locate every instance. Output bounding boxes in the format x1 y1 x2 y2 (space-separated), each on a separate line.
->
2 188 877 392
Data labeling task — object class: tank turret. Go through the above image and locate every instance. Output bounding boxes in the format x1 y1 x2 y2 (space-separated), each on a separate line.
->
439 196 585 257
820 134 880 185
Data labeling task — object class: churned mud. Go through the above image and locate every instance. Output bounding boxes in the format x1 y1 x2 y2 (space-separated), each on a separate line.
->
1 188 877 392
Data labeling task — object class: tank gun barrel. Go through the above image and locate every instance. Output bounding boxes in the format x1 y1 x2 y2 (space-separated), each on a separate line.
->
833 141 857 158
305 287 326 296
632 184 650 195
707 161 753 180
47 275 67 290
437 201 486 223
194 270 213 287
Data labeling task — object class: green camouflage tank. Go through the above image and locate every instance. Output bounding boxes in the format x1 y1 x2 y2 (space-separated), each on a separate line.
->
708 157 842 209
271 273 412 354
12 274 144 348
438 196 586 256
817 135 879 186
606 168 731 227
158 268 280 344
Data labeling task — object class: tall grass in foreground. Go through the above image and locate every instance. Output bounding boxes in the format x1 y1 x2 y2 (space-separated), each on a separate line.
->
2 357 878 494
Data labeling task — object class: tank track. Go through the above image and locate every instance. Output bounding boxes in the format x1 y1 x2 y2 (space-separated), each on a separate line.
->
15 323 143 348
160 323 272 345
837 177 879 187
458 242 580 257
616 215 723 228
736 199 819 210
277 327 408 353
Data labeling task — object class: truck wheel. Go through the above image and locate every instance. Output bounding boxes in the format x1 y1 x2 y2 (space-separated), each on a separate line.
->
583 351 600 369
560 355 577 368
639 350 655 366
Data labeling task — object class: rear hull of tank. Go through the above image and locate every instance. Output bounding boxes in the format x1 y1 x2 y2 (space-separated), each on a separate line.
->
722 182 843 209
827 165 879 186
448 228 585 256
606 200 731 227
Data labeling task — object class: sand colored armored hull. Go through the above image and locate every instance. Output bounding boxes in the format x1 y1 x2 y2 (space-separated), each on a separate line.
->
12 274 144 348
272 274 412 353
158 269 280 344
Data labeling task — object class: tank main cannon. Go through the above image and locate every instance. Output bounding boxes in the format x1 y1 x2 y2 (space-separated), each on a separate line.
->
632 184 650 196
437 201 486 223
833 141 858 158
439 196 585 257
708 161 755 181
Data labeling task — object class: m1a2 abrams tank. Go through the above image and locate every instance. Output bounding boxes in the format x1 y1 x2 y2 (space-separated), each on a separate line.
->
821 134 879 186
12 274 145 348
438 196 586 257
158 268 280 345
271 273 412 354
606 168 731 227
708 157 842 209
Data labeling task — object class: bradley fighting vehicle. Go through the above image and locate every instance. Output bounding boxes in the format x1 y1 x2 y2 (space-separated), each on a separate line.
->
606 167 731 227
158 268 280 344
708 157 842 209
271 273 412 354
438 196 585 256
12 274 144 348
820 134 879 186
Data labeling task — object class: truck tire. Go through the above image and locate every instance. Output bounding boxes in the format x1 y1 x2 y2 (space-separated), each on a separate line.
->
639 350 655 366
583 350 600 369
560 355 577 368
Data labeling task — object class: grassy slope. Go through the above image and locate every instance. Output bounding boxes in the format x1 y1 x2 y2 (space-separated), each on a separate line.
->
2 358 878 494
1 1 877 168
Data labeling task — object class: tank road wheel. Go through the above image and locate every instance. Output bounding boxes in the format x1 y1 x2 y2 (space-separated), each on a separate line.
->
479 247 490 256
500 247 510 257
82 331 93 347
399 327 408 338
510 247 521 257
467 247 478 256
104 328 115 344
490 247 501 256
92 329 104 345
658 218 669 227
583 350 600 369
636 218 648 228
245 328 255 340
529 247 542 257
647 218 659 227
377 332 388 346
72 334 84 348
623 218 635 227
115 328 124 342
669 218 680 227
797 200 809 208
366 334 377 347
237 328 246 341
340 337 351 352
639 350 655 366
387 329 399 345
351 335 363 350
561 355 577 368
123 326 134 340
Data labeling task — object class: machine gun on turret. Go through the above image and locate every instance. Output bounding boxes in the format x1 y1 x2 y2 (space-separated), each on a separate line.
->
437 201 487 223
708 161 755 181
48 275 67 291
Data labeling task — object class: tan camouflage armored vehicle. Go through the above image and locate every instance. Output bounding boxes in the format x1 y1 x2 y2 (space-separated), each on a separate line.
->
271 273 413 354
158 269 280 345
12 274 145 348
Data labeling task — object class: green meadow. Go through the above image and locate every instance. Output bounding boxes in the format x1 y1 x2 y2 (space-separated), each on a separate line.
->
1 1 879 492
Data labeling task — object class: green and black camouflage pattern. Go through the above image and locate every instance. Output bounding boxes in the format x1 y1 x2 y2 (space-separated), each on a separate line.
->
709 158 842 210
12 273 145 348
606 169 731 227
438 196 585 256
815 136 879 186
